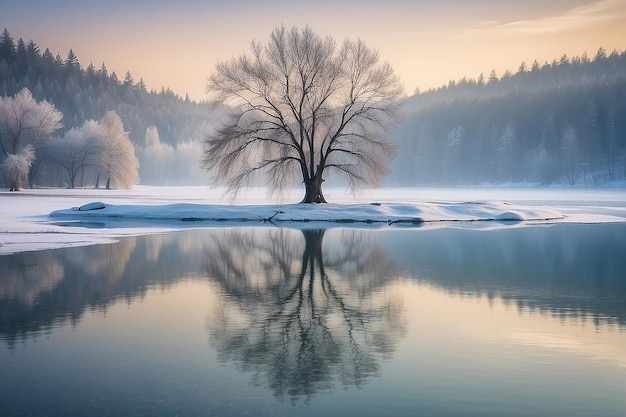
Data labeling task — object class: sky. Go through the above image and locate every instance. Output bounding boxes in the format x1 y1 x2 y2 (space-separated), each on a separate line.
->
2 0 626 101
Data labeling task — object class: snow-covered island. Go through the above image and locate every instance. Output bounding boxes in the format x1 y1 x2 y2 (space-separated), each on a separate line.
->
49 199 564 224
1 186 625 255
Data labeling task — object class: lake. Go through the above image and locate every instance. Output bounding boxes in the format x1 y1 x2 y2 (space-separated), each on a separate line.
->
1 223 625 416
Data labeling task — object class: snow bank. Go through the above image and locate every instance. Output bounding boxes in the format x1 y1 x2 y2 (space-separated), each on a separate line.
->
49 200 565 224
1 186 625 255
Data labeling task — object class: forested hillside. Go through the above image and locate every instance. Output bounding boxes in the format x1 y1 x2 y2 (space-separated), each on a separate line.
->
390 47 626 186
0 28 217 186
2 26 625 189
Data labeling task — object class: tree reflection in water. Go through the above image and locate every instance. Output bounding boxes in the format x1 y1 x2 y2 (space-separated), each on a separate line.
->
203 228 406 403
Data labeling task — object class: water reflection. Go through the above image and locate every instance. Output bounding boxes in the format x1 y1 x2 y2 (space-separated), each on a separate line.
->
1 224 625 416
1 223 624 349
378 223 626 329
203 228 405 402
0 234 206 349
0 251 64 307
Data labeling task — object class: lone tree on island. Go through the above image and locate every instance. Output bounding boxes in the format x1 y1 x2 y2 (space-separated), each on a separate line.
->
202 25 404 203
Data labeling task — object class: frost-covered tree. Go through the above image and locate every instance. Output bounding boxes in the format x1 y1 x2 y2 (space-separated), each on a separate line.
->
47 125 101 188
2 145 35 191
136 125 174 185
0 88 63 157
175 140 204 185
203 25 403 203
144 125 160 148
93 111 139 189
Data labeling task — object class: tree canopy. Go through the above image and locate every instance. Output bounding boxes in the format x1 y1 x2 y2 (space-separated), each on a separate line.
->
0 87 62 157
203 25 404 203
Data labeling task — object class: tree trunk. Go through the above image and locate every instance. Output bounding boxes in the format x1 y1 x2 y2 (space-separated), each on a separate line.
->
28 162 38 189
105 163 111 189
301 176 327 203
301 229 326 277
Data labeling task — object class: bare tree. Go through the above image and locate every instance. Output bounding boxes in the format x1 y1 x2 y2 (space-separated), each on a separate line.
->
203 25 404 203
46 126 101 188
204 228 405 402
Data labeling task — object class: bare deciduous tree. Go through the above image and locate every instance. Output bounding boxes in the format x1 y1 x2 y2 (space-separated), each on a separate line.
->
203 25 403 203
204 228 405 401
46 126 101 188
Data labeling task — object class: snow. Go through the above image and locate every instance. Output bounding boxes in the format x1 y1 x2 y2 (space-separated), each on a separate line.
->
1 186 625 255
49 200 564 224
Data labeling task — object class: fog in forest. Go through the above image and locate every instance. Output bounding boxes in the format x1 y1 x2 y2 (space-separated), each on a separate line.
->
1 28 625 190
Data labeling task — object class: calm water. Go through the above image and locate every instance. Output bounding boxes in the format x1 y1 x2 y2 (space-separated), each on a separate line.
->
1 224 625 417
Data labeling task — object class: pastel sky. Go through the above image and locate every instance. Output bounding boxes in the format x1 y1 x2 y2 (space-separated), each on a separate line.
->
2 0 625 100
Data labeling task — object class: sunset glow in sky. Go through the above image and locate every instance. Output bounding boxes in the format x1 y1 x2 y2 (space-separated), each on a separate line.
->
3 0 626 100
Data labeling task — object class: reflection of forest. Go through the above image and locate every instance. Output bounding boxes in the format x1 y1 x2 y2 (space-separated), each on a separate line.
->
0 232 206 348
379 223 626 328
203 228 405 402
1 223 624 353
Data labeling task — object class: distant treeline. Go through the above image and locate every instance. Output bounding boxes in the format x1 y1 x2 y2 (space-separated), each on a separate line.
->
390 47 626 186
0 29 216 148
0 28 219 185
2 27 625 187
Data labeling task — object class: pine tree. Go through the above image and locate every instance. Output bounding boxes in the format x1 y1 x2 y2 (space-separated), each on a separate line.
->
123 71 134 87
65 49 80 73
0 28 16 61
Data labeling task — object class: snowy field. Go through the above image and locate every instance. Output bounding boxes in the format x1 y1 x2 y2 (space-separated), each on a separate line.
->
1 186 625 255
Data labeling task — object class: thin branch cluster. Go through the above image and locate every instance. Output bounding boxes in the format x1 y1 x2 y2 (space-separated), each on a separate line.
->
203 25 404 201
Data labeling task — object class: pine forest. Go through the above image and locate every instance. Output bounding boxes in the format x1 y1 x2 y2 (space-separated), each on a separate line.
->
1 28 625 189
